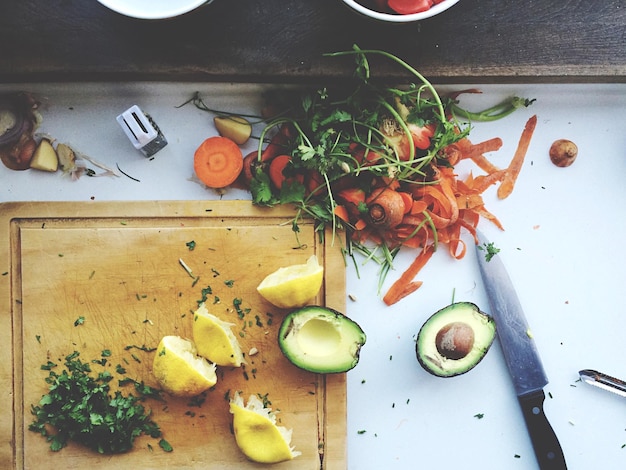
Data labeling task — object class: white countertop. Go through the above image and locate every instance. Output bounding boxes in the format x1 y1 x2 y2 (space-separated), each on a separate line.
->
3 82 626 470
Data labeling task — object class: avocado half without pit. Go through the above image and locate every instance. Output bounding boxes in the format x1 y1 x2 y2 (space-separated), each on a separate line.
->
278 306 366 374
416 302 495 377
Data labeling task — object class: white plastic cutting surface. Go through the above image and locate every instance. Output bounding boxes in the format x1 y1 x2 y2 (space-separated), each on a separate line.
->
2 82 625 470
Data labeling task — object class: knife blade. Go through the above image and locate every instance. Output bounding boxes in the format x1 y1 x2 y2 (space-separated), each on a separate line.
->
475 231 567 469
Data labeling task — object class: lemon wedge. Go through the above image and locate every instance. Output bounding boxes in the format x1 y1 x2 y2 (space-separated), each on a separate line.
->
193 303 245 367
229 391 300 463
152 335 217 397
256 255 323 309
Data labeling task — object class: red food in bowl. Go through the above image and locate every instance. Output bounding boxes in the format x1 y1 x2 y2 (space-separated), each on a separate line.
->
344 0 459 23
361 0 447 15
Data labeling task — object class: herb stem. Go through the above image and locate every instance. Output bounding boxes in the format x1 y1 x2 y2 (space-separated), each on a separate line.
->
450 97 536 122
324 45 448 123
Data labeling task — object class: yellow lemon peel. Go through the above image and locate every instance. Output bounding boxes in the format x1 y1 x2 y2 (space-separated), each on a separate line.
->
256 255 323 309
193 303 245 367
152 335 217 397
229 391 300 463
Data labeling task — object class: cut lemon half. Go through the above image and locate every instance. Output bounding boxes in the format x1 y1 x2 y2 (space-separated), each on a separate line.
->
193 303 245 367
152 335 217 397
229 391 300 464
256 255 323 309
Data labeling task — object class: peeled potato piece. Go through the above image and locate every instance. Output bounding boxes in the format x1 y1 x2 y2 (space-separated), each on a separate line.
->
214 115 252 145
30 139 58 172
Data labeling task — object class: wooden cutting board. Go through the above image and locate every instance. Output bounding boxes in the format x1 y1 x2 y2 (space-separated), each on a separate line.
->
0 201 347 470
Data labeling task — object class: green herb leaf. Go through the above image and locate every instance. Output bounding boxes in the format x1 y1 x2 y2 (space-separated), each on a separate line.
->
159 439 173 452
250 169 276 205
479 242 500 262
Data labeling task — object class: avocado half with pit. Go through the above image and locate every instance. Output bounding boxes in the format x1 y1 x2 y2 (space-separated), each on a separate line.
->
278 306 366 374
416 302 495 378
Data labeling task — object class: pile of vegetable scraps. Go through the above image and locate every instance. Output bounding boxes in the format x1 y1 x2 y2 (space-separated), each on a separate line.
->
195 46 537 306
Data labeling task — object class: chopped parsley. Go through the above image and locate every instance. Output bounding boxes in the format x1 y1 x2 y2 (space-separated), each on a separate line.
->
197 285 213 305
124 344 157 353
29 351 165 454
158 439 173 452
233 298 250 319
479 241 500 262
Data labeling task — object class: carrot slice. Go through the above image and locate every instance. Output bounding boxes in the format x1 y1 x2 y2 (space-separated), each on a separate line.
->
354 218 368 231
194 136 243 188
498 115 537 199
383 245 434 306
338 187 366 206
334 205 350 223
260 123 292 162
268 154 292 189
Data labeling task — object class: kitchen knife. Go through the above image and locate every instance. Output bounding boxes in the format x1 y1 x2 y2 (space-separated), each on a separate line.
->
475 231 567 469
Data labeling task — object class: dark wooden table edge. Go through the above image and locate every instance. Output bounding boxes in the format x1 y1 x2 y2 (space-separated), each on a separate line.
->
2 70 626 85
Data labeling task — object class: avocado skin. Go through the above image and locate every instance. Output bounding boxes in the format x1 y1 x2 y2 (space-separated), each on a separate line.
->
415 302 495 378
278 306 366 374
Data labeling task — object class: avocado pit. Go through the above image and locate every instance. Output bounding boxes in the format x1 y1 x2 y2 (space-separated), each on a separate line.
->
435 321 475 360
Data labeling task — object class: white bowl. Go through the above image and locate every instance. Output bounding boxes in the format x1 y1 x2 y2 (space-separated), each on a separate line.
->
342 0 460 23
97 0 213 20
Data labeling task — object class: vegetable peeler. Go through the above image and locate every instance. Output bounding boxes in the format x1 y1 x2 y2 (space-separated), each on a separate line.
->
579 369 626 398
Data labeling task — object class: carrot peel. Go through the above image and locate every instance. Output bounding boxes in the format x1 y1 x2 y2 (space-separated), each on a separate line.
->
498 115 537 199
382 245 434 306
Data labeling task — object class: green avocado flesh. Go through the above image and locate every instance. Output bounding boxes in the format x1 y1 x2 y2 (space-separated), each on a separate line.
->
278 306 366 374
416 302 495 378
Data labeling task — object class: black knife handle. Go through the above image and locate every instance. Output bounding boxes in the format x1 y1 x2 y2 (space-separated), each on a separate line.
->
518 390 567 469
